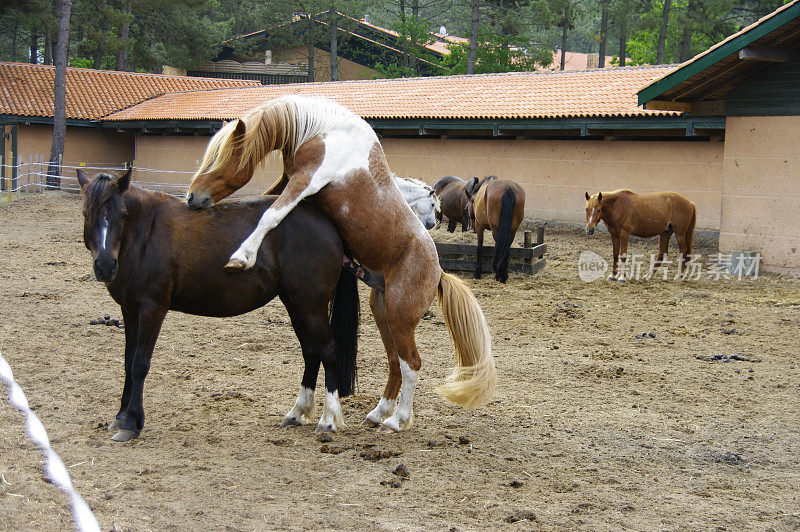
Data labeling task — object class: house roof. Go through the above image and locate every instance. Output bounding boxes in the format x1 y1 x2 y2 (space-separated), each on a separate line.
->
0 62 260 121
638 0 800 108
103 65 679 122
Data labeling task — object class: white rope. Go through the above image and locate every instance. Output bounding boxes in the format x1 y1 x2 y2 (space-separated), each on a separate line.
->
0 347 101 532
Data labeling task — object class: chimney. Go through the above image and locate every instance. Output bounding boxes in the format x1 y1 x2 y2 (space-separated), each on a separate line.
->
587 52 599 69
439 25 447 36
364 13 370 24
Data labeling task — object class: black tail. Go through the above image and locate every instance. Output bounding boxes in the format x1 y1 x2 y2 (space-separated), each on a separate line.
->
329 267 360 397
493 189 516 283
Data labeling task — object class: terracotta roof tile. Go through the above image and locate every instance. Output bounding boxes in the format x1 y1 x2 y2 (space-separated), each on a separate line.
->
103 65 680 122
0 62 260 120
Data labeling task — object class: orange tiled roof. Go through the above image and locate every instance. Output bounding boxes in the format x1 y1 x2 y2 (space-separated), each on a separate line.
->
0 62 260 120
103 65 680 122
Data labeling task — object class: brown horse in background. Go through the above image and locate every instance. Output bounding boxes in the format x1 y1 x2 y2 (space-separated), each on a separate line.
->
433 175 470 232
585 190 696 280
464 176 526 283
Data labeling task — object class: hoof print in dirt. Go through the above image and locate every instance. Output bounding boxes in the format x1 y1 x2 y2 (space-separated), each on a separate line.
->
506 480 524 488
458 435 471 445
317 433 333 443
504 510 537 523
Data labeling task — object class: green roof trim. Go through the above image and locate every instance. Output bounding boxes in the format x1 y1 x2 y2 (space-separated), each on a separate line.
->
637 2 800 106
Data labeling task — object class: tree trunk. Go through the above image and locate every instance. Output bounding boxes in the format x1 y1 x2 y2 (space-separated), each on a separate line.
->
656 0 672 64
329 6 338 81
48 0 73 190
307 14 315 82
560 9 569 70
467 0 480 75
598 0 609 67
93 48 104 69
618 17 627 67
679 0 696 62
11 15 19 62
30 31 38 64
115 1 131 71
44 37 53 65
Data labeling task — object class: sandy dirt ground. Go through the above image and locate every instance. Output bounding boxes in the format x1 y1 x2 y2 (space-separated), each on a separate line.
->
1 191 799 531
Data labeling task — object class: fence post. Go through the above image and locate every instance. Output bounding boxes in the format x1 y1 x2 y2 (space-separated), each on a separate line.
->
536 226 544 246
3 155 11 203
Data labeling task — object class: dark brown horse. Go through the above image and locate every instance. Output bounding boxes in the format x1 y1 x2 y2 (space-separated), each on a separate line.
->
585 189 697 280
77 169 359 442
433 175 470 232
464 176 526 283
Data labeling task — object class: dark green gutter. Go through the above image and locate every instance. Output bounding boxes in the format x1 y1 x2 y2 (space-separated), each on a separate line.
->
0 115 97 127
637 2 800 106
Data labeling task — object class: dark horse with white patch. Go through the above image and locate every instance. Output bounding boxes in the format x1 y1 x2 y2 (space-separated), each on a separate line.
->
77 169 359 442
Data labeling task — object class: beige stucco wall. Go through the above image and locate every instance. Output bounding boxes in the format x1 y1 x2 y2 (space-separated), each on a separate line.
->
17 123 134 169
719 116 800 273
382 137 724 230
133 134 282 195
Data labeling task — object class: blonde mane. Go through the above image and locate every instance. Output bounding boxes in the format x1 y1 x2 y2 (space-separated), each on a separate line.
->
196 95 354 178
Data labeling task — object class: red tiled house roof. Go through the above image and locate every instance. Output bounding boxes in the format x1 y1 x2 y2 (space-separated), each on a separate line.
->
0 62 260 120
103 65 680 122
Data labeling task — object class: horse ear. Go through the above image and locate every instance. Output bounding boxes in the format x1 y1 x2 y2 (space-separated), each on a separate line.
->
598 192 603 202
76 169 90 188
116 168 132 193
233 119 246 139
585 191 590 201
465 177 479 197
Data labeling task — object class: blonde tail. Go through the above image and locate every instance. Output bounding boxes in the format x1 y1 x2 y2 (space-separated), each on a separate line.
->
436 272 496 408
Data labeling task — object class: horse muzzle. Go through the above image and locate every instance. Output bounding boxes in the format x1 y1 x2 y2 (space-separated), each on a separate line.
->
94 257 118 281
186 191 213 210
586 226 595 235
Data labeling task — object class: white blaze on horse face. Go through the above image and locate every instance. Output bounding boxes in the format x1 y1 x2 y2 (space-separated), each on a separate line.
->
587 207 595 228
381 359 418 432
317 390 345 433
282 386 315 426
98 216 110 251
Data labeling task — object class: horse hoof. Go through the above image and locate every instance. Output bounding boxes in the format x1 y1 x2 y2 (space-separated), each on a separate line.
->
362 417 381 428
315 424 337 434
379 421 401 434
109 418 124 431
223 259 247 271
110 429 139 442
280 416 302 428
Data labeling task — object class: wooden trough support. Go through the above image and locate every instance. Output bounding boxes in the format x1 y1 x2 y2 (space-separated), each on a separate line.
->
435 227 546 276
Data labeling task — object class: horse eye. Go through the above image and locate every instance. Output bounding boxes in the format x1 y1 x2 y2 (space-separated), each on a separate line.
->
121 211 129 219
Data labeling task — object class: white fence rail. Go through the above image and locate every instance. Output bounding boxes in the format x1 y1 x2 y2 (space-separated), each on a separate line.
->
0 155 198 198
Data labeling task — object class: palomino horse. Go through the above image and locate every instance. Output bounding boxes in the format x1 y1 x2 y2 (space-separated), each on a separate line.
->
186 95 495 432
464 176 526 283
585 190 697 280
433 175 470 232
77 169 359 441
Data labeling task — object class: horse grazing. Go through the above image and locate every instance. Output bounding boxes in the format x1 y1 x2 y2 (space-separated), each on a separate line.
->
77 169 359 442
584 190 697 280
433 175 470 232
464 176 526 283
186 95 495 433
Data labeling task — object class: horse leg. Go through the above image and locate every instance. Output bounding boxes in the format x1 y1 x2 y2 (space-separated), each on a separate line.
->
364 289 400 427
475 228 485 279
647 229 673 279
227 170 326 271
676 232 689 278
110 305 139 432
280 300 319 427
448 219 457 233
111 302 168 442
617 231 630 281
609 231 620 280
